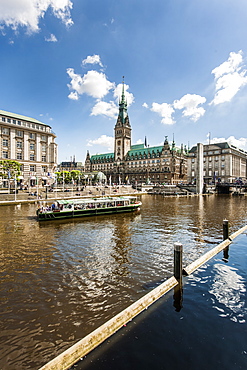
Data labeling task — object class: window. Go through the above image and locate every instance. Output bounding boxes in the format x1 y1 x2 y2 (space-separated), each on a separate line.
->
13 120 16 124
2 151 8 158
29 133 36 139
30 143 35 150
30 165 35 172
16 141 22 148
42 145 46 152
16 130 23 137
2 127 9 135
17 120 21 125
30 154 35 161
17 152 22 160
7 118 11 123
42 166 47 173
221 156 225 161
221 170 225 176
2 117 6 122
2 139 8 147
41 135 47 141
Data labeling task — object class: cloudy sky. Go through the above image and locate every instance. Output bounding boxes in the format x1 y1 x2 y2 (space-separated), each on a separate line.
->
1 0 247 162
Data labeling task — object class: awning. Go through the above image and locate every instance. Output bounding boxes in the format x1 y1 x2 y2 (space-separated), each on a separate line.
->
30 176 36 180
18 176 24 179
42 177 48 180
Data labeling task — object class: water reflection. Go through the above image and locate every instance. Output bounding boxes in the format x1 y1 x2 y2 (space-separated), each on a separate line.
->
209 264 246 323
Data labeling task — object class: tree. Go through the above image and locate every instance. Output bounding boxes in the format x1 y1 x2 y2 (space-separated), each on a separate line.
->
0 160 21 179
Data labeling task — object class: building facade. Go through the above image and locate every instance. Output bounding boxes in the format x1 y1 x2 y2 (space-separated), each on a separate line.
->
85 81 188 184
0 109 57 187
187 142 247 184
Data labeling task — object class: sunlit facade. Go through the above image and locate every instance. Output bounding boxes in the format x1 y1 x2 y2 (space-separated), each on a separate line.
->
0 109 57 187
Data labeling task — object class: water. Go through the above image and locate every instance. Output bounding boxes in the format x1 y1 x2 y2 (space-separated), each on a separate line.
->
0 194 246 369
74 234 247 370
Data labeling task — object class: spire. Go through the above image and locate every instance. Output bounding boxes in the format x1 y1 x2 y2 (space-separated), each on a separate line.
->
121 76 125 104
172 133 175 150
118 76 128 125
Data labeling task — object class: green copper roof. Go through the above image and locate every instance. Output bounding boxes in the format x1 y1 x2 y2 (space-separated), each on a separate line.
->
127 145 164 157
91 153 114 161
0 109 49 127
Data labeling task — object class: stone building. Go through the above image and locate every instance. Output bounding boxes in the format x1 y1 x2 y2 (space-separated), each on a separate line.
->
0 109 57 187
187 142 247 184
85 80 188 184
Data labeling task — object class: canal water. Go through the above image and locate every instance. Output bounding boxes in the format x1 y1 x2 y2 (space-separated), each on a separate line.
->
0 194 246 369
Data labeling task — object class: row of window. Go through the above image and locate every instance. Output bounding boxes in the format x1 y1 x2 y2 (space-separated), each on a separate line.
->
191 170 225 177
1 127 48 141
191 156 225 163
2 151 47 161
1 116 51 133
2 139 47 151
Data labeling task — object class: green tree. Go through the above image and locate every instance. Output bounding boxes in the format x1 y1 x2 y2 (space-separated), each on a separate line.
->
0 160 21 179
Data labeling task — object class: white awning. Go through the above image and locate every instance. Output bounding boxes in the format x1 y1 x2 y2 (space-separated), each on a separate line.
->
42 177 48 180
18 176 24 179
30 176 36 180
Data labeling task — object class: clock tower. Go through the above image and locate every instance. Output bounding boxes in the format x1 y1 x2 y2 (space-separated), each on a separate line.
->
114 77 131 161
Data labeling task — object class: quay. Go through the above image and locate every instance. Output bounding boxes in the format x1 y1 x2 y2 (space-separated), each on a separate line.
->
39 221 246 370
0 185 142 206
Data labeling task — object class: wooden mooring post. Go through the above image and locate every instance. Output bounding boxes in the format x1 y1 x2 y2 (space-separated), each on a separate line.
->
174 242 183 281
223 219 229 260
223 219 229 240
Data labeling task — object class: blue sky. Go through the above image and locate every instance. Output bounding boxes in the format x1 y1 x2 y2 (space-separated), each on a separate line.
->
1 0 247 162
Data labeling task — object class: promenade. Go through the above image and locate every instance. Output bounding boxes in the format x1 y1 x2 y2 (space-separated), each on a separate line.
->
0 185 140 205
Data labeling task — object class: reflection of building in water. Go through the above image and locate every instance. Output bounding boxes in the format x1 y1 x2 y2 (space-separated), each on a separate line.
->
209 264 246 323
110 215 135 278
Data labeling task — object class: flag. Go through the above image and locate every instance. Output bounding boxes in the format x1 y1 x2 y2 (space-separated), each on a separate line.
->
144 136 147 147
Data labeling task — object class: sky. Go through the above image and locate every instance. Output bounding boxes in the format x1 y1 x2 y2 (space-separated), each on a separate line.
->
1 0 247 163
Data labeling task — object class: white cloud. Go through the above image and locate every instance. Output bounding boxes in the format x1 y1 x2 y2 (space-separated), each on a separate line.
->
151 102 175 125
45 33 57 42
0 0 73 33
173 94 206 122
68 91 79 100
142 102 149 108
67 69 114 99
82 55 103 67
113 83 135 106
210 51 247 105
208 136 247 151
91 100 118 118
87 135 114 151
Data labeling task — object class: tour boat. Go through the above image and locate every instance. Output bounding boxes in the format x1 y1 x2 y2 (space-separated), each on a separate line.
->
37 196 142 221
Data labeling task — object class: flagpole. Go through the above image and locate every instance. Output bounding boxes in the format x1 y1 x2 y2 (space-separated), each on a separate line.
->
14 175 17 202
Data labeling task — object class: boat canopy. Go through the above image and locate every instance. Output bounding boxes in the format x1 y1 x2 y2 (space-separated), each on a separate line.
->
56 196 137 206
